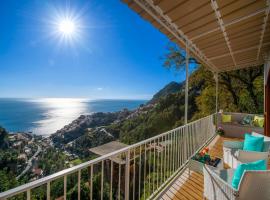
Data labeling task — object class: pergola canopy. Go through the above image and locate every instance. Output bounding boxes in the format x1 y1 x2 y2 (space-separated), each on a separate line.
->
122 0 270 72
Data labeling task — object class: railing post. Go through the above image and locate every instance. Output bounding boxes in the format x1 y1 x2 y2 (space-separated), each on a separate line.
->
124 149 130 200
64 175 67 200
214 72 219 114
27 189 30 200
185 42 189 125
78 170 81 200
47 182 50 200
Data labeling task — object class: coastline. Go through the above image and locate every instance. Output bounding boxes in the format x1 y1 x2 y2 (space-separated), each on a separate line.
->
0 98 147 135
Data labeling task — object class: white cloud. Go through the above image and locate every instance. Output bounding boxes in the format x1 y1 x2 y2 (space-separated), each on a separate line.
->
96 87 103 91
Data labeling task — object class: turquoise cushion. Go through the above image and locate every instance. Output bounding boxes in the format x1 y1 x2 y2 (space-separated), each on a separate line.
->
243 133 264 152
232 160 267 189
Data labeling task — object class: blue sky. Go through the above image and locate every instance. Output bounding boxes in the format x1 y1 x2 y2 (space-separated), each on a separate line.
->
0 0 187 99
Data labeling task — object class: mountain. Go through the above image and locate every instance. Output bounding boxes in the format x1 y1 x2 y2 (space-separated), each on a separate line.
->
149 81 184 104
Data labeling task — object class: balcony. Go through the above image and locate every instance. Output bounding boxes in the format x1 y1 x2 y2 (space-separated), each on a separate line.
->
0 112 267 200
1 0 270 199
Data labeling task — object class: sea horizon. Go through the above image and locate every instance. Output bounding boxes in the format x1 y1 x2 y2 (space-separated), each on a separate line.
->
0 98 148 135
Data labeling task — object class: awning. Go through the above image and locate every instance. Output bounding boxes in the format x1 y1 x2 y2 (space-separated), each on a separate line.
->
122 0 270 72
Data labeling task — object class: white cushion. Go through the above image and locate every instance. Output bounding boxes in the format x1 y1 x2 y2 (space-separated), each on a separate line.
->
252 132 270 141
252 132 270 152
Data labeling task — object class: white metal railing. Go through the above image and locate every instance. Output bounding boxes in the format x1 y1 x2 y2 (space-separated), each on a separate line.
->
0 114 216 200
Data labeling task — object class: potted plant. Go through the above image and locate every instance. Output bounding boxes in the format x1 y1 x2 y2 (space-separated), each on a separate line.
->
216 126 225 136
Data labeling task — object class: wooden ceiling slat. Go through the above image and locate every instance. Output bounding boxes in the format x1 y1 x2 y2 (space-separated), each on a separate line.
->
232 43 261 51
199 40 227 51
236 51 257 58
263 37 270 44
226 20 264 34
153 0 164 6
193 29 223 43
235 50 257 58
185 21 219 39
216 0 235 9
219 0 259 16
225 12 264 30
237 58 258 65
180 13 217 34
197 37 226 49
211 53 232 61
232 41 261 51
174 3 213 28
221 0 267 23
231 37 261 47
157 0 186 14
167 0 209 22
236 56 257 63
228 27 263 40
212 58 234 66
219 60 264 71
209 46 259 61
204 48 230 57
230 32 262 43
206 51 233 59
227 24 263 37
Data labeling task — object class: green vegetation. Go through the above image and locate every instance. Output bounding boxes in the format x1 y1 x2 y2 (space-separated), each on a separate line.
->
0 126 9 149
38 147 69 175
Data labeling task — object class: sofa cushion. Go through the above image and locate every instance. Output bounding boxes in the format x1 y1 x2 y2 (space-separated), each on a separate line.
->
253 115 264 127
222 114 232 123
231 159 267 189
241 115 253 125
243 134 264 152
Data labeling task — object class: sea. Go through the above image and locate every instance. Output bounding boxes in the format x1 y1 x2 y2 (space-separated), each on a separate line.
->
0 98 147 135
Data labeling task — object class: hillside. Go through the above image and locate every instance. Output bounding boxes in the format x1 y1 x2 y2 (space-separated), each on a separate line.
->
149 81 184 104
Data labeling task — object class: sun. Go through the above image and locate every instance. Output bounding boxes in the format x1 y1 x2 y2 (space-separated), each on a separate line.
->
51 14 82 45
58 18 76 36
46 4 86 47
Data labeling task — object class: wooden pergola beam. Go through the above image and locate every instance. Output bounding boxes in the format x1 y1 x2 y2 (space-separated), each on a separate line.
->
211 0 236 67
191 7 267 41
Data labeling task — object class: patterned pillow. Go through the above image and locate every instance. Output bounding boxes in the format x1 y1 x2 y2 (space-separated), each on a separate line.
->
241 115 253 125
253 115 264 127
